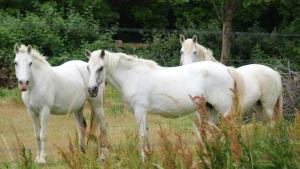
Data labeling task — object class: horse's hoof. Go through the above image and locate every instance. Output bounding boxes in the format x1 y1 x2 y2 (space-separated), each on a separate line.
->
34 156 39 162
35 157 46 164
141 152 147 162
98 147 109 164
98 158 105 165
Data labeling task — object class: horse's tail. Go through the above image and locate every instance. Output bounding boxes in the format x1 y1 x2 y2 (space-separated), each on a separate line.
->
274 75 283 123
227 67 245 112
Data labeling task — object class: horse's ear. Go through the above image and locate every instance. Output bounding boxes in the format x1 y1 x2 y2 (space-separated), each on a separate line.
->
27 45 32 53
180 34 185 44
85 49 91 58
192 35 197 43
14 44 20 53
100 50 105 58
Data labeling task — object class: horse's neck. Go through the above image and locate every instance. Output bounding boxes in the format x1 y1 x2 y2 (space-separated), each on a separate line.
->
105 54 149 94
29 62 52 90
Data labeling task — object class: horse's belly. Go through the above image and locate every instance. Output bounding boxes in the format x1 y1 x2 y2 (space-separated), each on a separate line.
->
50 93 86 114
149 108 195 118
148 94 198 117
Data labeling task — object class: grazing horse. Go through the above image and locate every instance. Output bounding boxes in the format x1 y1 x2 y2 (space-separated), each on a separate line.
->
179 35 283 123
14 44 106 164
85 49 242 160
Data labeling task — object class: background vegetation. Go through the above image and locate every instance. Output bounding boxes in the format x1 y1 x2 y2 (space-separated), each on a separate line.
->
0 0 299 70
0 1 300 168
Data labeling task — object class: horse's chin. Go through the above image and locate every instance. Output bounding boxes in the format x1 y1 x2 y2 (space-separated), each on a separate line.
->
89 92 98 97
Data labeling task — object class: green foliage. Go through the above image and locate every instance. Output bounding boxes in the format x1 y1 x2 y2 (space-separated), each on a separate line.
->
0 0 299 78
143 33 181 66
0 88 21 103
0 1 118 68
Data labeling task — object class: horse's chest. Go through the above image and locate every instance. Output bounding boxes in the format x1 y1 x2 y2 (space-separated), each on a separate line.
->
28 98 45 113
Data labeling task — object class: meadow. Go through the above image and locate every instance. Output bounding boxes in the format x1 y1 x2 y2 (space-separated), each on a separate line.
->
0 85 299 169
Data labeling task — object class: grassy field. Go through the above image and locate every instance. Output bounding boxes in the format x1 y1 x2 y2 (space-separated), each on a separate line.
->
0 85 197 168
0 85 300 169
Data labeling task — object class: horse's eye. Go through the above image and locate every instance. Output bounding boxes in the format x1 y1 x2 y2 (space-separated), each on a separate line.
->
29 62 32 66
14 61 17 66
87 66 90 72
193 51 197 55
98 67 103 72
180 51 183 55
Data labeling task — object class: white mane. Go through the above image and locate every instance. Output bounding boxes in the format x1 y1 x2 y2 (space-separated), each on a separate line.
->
18 44 50 66
195 43 217 62
104 51 160 71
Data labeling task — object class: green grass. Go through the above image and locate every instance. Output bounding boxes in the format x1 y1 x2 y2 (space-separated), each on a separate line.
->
0 88 21 103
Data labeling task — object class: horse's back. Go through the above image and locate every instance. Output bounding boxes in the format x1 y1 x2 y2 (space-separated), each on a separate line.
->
52 60 89 85
237 64 281 86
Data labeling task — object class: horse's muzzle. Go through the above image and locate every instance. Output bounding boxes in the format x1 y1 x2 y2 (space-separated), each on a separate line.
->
18 80 29 91
88 86 98 97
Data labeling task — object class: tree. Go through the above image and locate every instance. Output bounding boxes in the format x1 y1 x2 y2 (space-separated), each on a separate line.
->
212 0 241 64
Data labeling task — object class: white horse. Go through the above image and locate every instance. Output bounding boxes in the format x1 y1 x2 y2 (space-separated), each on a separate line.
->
14 44 106 164
179 35 283 123
85 49 242 160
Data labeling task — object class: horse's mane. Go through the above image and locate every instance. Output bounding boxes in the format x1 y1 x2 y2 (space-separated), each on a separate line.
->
195 43 217 62
105 51 160 70
18 44 49 65
120 53 159 68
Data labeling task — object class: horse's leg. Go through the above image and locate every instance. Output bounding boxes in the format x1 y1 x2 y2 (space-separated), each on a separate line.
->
208 110 219 124
212 97 232 118
38 106 50 164
261 95 278 127
73 107 87 153
27 110 41 162
89 98 107 162
253 104 264 121
134 106 148 161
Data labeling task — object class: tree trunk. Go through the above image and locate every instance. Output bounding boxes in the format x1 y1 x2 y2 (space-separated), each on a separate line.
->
220 19 232 65
219 0 239 65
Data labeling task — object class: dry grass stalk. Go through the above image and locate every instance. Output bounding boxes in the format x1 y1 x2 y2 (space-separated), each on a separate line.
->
11 124 36 168
291 109 300 139
157 125 176 169
190 95 217 169
143 138 153 160
1 134 15 162
55 136 84 169
173 133 195 169
219 82 243 164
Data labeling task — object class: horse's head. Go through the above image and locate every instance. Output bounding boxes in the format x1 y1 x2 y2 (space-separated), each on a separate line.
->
179 34 199 65
85 49 106 97
14 44 33 91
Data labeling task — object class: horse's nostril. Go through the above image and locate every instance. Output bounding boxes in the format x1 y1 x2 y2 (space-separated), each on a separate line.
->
93 86 98 91
26 80 29 84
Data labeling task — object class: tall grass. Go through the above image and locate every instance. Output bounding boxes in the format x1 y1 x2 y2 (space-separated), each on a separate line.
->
54 83 300 169
2 85 300 168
